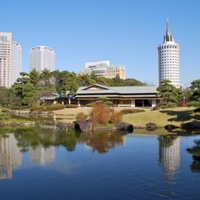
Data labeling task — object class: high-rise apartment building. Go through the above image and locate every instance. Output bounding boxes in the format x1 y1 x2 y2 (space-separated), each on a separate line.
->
79 60 126 80
0 32 22 87
29 46 55 72
158 20 180 88
12 41 22 85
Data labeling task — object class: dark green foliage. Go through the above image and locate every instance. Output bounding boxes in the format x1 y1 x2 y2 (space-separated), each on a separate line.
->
56 71 78 96
96 96 113 106
124 78 143 86
65 104 78 108
187 139 200 173
1 68 145 109
156 79 182 107
0 110 10 120
187 79 200 108
120 108 144 114
158 135 178 147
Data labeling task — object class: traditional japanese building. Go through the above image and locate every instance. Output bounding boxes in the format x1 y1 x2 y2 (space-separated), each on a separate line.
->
75 84 160 107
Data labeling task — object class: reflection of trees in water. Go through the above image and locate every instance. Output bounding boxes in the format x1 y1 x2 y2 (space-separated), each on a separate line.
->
55 129 77 151
84 131 125 154
158 135 178 148
13 126 125 154
14 125 77 152
187 139 200 173
14 125 56 152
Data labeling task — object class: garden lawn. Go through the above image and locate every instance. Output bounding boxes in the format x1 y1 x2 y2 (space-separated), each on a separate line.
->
53 106 198 128
122 107 196 127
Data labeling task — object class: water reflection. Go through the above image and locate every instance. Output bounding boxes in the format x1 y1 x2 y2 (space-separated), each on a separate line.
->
158 135 180 183
12 125 127 154
84 131 125 153
0 134 22 179
1 127 200 199
187 139 200 173
30 145 55 165
0 127 183 183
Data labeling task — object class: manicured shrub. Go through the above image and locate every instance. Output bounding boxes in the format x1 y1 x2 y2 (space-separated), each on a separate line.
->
30 104 65 111
65 104 78 108
110 109 123 126
89 103 111 126
96 96 113 106
89 103 124 127
76 112 88 122
120 108 143 114
152 102 177 110
86 103 92 107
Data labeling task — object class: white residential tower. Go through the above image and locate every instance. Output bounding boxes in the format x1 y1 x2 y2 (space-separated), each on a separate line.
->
29 46 55 72
158 20 180 88
12 41 22 85
0 33 21 87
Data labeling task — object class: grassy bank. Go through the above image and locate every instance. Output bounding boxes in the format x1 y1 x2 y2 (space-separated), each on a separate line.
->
52 106 198 128
122 107 196 127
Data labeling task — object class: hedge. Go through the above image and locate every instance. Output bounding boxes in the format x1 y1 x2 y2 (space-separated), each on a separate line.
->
120 108 144 114
65 104 78 108
30 104 65 111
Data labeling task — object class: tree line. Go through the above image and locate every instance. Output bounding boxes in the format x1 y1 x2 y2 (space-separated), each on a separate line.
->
0 69 143 108
0 68 199 109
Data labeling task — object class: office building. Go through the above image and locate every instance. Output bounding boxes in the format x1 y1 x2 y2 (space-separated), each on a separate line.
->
11 41 22 85
79 60 126 80
0 33 21 87
29 46 55 72
158 20 180 88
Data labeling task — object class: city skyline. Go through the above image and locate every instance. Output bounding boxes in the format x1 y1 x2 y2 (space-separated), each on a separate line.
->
1 0 200 87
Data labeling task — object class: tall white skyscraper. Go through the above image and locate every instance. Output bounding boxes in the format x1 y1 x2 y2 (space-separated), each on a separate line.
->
12 41 22 85
0 32 22 88
29 46 55 72
158 20 180 88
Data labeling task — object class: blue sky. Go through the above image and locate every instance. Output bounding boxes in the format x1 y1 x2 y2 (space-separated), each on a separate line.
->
1 0 200 86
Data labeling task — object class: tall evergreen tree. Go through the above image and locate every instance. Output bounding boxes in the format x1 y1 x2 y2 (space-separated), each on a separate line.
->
156 80 182 107
187 79 200 107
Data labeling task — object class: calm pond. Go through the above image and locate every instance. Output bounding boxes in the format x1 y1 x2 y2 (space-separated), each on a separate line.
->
0 126 200 200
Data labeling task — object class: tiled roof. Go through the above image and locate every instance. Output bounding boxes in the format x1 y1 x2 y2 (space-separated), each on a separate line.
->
76 84 158 95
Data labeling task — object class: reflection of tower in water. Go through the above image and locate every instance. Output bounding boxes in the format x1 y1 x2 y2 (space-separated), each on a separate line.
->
0 134 22 179
30 145 55 165
159 136 180 183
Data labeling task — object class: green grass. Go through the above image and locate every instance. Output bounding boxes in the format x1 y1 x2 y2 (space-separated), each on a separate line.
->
10 107 199 129
122 107 197 127
54 107 199 126
52 107 199 128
